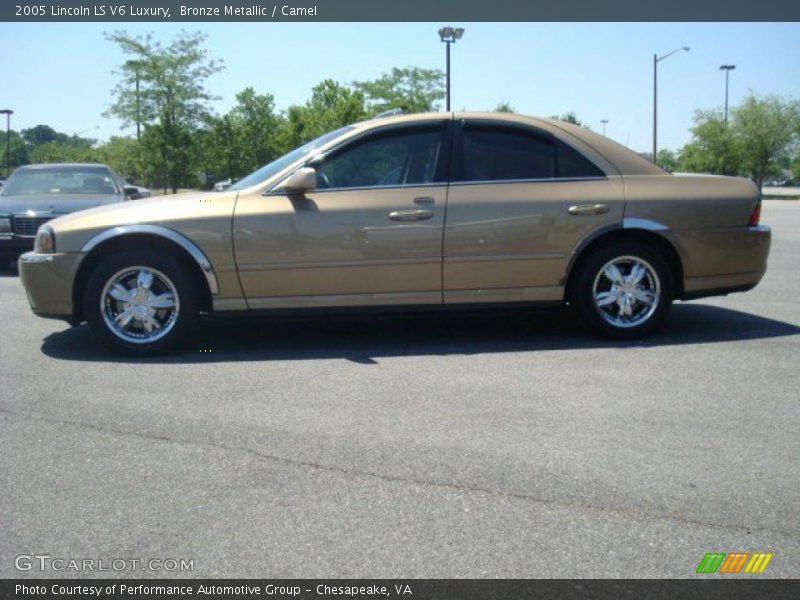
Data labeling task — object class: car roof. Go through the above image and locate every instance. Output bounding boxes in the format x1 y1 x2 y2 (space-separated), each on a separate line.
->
351 111 664 177
16 163 113 170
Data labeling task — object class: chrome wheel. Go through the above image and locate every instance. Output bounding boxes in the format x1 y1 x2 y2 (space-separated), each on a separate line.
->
100 266 180 344
592 255 661 329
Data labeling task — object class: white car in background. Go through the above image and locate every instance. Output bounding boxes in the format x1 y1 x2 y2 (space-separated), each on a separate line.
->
213 178 233 192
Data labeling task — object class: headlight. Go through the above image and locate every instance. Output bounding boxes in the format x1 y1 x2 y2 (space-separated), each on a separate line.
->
34 226 55 254
0 217 11 233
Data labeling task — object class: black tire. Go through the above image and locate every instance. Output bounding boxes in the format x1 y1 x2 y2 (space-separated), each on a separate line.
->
83 249 198 356
570 240 673 339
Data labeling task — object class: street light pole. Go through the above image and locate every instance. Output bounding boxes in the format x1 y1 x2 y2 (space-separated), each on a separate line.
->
135 71 141 141
0 109 12 178
719 65 736 123
438 27 465 112
125 60 143 141
601 119 609 136
446 41 450 112
652 46 689 165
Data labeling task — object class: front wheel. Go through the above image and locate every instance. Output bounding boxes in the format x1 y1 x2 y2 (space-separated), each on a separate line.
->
84 250 198 355
571 241 673 339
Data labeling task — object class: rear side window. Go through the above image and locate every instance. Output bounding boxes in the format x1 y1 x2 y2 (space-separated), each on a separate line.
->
456 125 606 183
461 128 554 181
556 141 605 178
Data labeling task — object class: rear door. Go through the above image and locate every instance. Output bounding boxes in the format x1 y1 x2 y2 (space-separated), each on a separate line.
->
443 119 624 303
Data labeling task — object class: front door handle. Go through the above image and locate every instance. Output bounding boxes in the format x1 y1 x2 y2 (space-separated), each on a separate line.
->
568 203 610 216
389 209 434 221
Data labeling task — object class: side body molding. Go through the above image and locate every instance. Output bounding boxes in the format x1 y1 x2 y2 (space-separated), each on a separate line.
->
81 224 219 294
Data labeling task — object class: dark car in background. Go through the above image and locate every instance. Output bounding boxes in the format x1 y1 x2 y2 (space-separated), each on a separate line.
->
0 163 135 266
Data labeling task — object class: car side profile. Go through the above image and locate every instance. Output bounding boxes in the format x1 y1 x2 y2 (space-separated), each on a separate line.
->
18 112 770 355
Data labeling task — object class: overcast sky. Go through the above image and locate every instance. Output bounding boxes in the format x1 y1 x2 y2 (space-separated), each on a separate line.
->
2 21 798 153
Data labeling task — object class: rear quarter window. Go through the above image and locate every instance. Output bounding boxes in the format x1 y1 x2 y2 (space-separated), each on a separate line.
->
556 141 605 178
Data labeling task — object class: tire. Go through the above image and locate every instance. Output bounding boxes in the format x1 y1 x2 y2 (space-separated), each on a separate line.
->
570 240 673 339
84 249 198 356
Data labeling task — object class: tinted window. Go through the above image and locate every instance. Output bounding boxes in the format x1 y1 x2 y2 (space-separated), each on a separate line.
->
230 126 354 191
316 129 442 189
461 128 554 182
556 141 605 178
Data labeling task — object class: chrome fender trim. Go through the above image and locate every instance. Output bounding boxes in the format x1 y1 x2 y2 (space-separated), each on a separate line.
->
622 218 669 231
81 224 219 294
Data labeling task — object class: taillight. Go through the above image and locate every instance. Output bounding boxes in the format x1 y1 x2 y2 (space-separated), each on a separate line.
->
748 201 761 226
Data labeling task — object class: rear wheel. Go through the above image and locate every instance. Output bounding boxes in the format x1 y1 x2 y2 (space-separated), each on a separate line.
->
571 241 673 339
84 249 198 355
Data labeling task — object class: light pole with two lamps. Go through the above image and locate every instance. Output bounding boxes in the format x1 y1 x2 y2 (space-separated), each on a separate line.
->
438 26 465 111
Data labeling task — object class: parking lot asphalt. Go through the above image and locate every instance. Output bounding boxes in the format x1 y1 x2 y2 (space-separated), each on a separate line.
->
1 201 798 578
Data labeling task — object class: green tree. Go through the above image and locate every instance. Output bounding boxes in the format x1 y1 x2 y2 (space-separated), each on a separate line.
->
493 101 516 113
679 109 740 176
105 30 224 192
231 87 284 170
200 88 285 182
0 131 30 172
656 149 681 173
139 108 194 194
202 113 243 181
551 112 590 128
285 80 367 148
354 67 444 115
96 136 143 182
28 141 97 164
731 95 800 189
21 125 69 147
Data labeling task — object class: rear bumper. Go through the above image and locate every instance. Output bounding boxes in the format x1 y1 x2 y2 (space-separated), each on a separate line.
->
665 225 771 300
18 251 82 320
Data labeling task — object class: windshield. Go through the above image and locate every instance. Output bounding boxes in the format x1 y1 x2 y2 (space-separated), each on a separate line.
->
228 126 354 191
1 166 119 196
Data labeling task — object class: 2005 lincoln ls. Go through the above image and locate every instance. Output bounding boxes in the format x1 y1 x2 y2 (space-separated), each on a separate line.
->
18 112 771 355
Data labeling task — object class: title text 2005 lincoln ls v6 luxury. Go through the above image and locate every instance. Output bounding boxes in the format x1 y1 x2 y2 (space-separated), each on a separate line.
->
18 112 770 355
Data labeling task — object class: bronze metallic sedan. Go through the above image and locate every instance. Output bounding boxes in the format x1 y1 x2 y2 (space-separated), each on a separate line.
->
18 112 771 355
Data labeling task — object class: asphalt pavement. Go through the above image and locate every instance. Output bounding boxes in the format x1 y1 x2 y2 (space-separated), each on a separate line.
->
1 201 798 578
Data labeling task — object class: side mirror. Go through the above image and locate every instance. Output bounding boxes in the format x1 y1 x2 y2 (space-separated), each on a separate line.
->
123 185 139 198
279 167 316 194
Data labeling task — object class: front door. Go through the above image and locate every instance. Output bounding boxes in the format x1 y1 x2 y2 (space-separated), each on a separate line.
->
233 122 450 309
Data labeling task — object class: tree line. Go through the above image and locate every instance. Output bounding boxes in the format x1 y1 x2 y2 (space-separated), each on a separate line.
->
657 96 800 188
1 30 798 191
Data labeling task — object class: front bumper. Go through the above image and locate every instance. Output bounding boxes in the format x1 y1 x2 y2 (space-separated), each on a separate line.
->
18 251 83 320
665 225 772 300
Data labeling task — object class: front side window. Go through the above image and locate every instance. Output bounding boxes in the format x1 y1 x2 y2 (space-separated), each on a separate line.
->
315 128 442 190
230 126 354 191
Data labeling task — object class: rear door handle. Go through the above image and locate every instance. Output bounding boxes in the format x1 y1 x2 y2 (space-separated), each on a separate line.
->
568 203 610 216
389 209 434 221
413 196 435 205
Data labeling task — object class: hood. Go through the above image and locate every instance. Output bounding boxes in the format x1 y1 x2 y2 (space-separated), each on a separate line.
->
46 190 228 233
0 193 122 216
